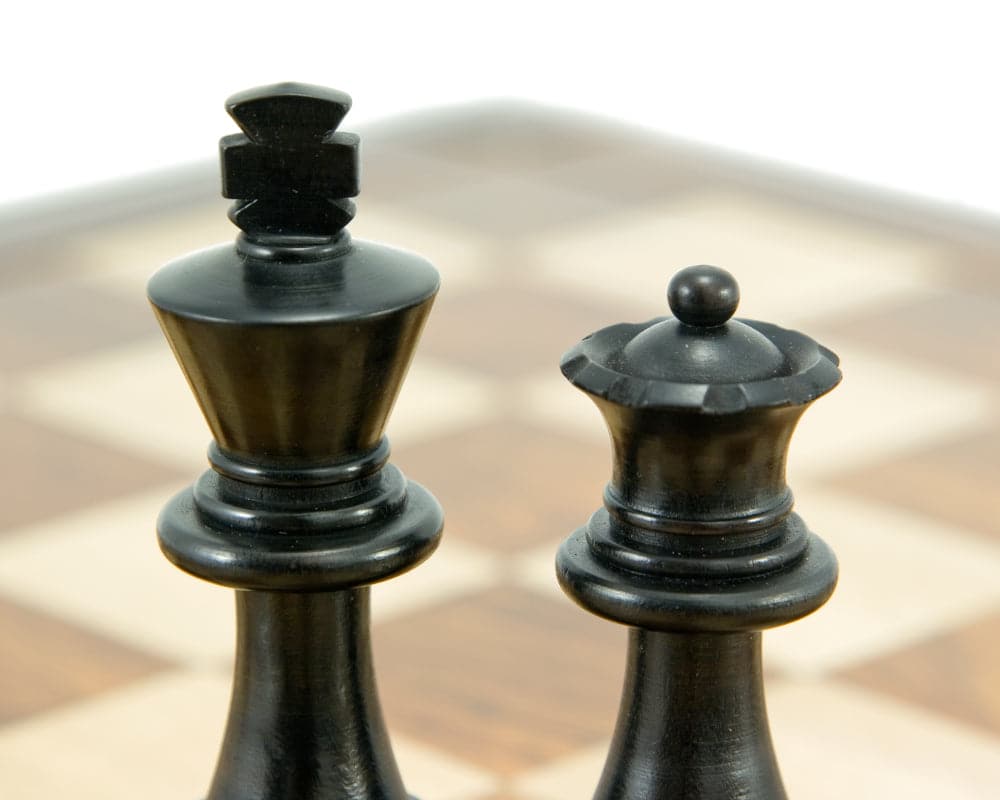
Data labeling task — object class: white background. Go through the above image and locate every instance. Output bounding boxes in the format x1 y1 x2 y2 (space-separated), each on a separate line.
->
4 1 999 214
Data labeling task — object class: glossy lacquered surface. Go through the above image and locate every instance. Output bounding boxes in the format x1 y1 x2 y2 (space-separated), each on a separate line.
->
149 236 438 462
209 590 407 800
559 265 841 799
595 632 783 800
148 83 442 800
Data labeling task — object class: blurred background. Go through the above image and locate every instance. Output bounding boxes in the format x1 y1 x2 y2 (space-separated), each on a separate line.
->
1 3 999 798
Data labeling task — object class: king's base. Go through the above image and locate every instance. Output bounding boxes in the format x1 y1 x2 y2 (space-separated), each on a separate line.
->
208 588 409 800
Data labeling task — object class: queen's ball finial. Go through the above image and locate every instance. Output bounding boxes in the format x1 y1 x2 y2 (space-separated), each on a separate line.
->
667 264 740 327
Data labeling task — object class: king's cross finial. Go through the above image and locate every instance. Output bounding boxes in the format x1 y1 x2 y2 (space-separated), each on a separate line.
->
220 82 360 238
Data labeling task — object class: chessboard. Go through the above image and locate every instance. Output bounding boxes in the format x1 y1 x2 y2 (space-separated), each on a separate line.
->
1 100 999 799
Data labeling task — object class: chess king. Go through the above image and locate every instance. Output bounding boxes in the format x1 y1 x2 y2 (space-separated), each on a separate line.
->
147 83 443 800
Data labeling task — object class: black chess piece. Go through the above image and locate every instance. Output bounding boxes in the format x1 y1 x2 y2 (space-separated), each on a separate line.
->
147 83 443 800
558 265 841 799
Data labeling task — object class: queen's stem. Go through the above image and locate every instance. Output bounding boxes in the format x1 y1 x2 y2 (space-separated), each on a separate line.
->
595 630 785 800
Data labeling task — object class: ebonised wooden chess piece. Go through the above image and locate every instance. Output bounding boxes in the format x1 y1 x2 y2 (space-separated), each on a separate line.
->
147 83 443 800
558 265 841 799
